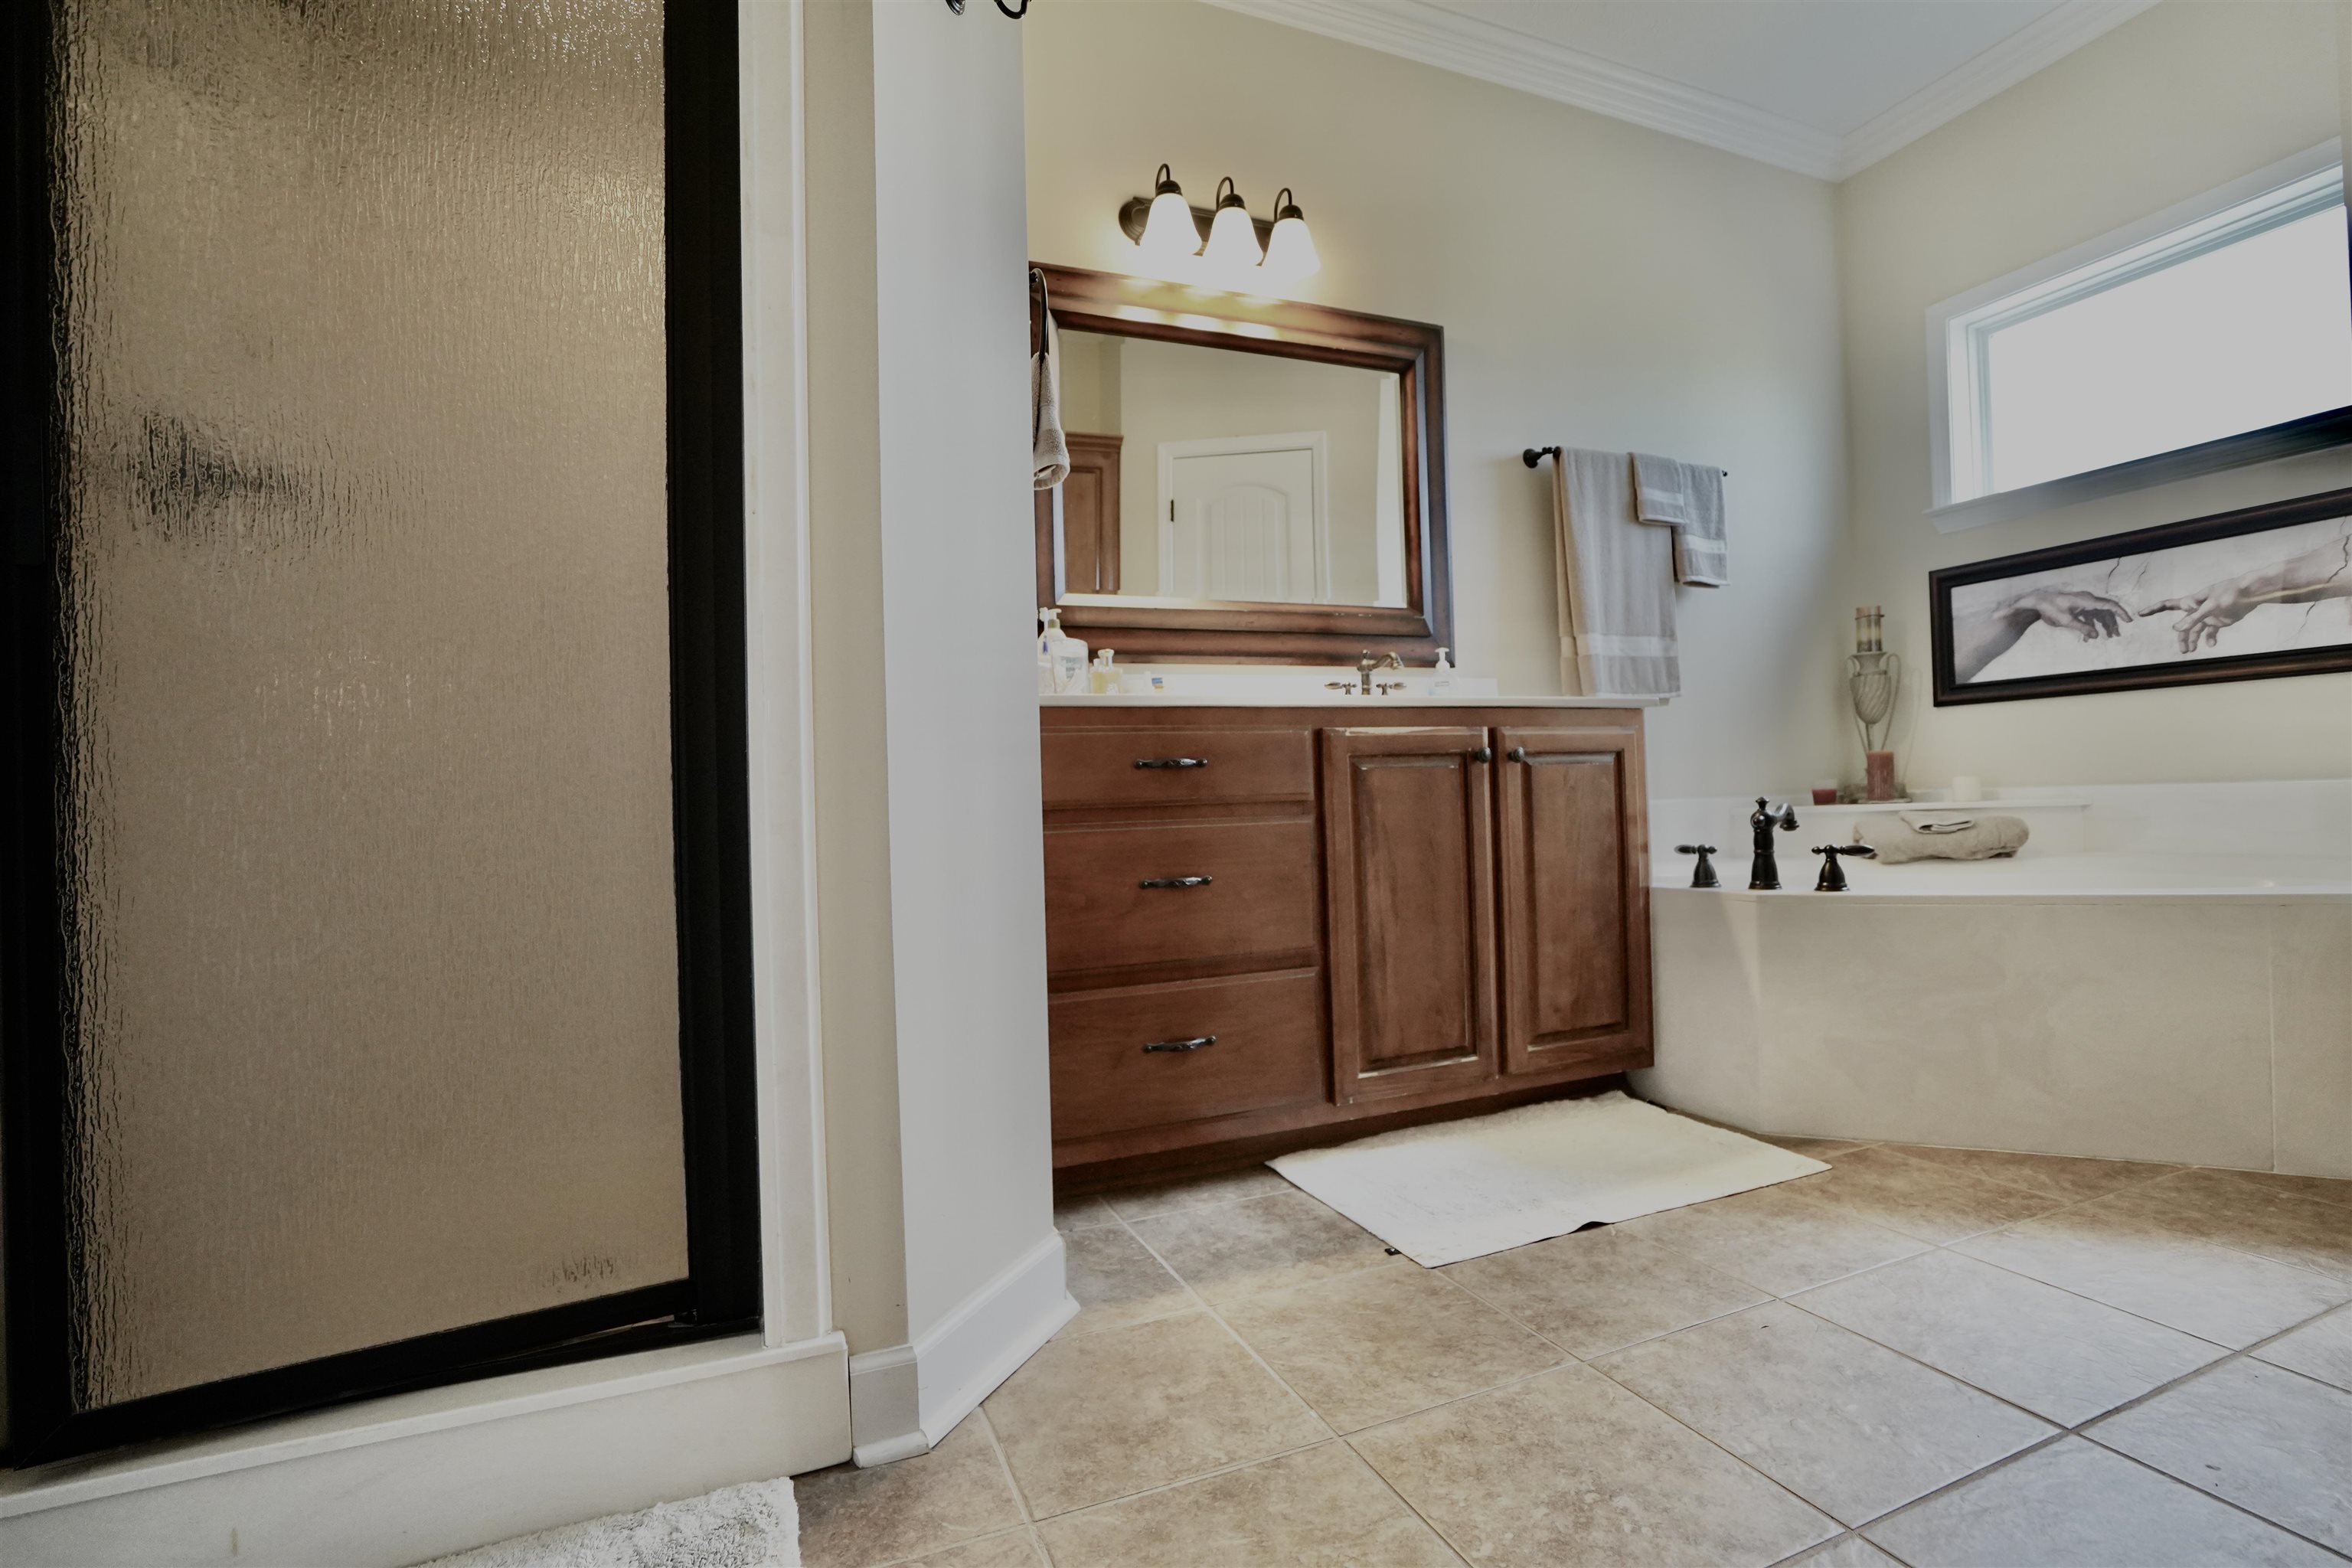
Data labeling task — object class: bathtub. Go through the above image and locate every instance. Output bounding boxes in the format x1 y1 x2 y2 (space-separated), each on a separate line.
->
1632 781 2351 1178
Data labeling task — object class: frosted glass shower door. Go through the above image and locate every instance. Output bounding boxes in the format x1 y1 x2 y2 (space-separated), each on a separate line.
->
1 0 753 1457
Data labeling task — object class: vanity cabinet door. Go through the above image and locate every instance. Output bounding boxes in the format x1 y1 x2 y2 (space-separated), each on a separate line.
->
1494 722 1651 1075
1321 727 1500 1102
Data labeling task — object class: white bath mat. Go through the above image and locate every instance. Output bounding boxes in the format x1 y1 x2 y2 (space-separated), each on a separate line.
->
426 1476 799 1568
1269 1091 1827 1267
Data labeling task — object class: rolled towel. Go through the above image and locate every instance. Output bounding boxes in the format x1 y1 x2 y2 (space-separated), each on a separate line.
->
1853 814 2028 864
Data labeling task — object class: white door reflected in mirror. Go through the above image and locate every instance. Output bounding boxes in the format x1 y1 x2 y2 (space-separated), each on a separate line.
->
1161 436 1325 602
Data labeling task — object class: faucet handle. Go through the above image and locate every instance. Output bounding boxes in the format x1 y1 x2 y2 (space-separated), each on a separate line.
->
1675 844 1721 889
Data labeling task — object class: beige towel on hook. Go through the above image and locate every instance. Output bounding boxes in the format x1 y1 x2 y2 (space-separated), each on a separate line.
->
1032 292 1069 490
1550 449 1680 697
1632 452 1726 587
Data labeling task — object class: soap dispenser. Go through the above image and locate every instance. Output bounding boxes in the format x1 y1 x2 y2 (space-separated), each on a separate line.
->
1429 647 1455 697
1038 607 1087 695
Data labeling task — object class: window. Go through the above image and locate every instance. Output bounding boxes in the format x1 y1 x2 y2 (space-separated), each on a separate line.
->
1929 146 2350 521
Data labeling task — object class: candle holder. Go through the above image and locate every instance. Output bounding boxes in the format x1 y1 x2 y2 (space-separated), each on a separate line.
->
1849 607 1900 802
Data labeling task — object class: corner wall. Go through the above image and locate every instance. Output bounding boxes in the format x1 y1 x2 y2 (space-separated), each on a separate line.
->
1021 1 1854 798
1835 0 2352 792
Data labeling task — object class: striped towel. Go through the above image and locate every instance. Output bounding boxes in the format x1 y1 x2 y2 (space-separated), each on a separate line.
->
1632 452 1727 587
1550 449 1679 697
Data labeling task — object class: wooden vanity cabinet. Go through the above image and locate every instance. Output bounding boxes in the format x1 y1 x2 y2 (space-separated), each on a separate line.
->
1041 705 1650 1173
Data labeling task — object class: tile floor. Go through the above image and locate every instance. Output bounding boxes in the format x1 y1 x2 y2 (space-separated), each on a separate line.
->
795 1132 2352 1568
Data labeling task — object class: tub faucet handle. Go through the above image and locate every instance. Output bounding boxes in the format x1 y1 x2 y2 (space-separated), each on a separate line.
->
1674 844 1720 889
1810 842 1876 892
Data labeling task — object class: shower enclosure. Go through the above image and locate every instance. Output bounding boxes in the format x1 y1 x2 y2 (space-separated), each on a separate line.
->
1 0 758 1462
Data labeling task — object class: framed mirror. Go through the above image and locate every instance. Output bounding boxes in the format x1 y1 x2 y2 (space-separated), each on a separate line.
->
1033 264 1450 662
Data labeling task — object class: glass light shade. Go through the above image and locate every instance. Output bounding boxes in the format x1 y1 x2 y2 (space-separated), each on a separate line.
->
1203 200 1263 271
1137 188 1202 263
1262 212 1321 280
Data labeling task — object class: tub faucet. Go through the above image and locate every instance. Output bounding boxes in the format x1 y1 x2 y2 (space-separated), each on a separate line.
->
1811 842 1876 891
1749 798 1799 889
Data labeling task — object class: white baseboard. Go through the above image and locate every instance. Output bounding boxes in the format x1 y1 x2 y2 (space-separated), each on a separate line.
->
848 1230 1075 1467
0 1332 850 1568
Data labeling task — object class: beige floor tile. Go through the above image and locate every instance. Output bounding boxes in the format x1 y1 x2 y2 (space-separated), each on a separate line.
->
2211 1169 2352 1209
1863 1437 2338 1568
1596 1301 2050 1526
1059 1224 1192 1339
1037 1441 1460 1568
795 1416 1026 1568
1882 1144 2177 1203
2254 1305 2352 1392
1351 1363 1839 1568
1053 1194 1119 1232
1619 1184 1930 1296
1442 1225 1768 1358
2089 1358 2352 1553
2114 1169 2352 1284
1788 1145 2060 1244
1792 1249 2225 1425
1954 1197 2352 1348
1129 1190 1397 1305
1220 1265 1563 1432
1101 1166 1290 1221
982 1310 1327 1517
899 1528 1047 1568
1759 1134 1878 1158
1779 1537 1903 1568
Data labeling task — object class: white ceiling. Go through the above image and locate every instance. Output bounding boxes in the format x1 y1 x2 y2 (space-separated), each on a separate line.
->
1200 0 2160 181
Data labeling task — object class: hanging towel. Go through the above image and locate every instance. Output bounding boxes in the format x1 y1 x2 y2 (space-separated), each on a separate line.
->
1632 452 1727 586
1550 449 1680 697
1031 273 1069 491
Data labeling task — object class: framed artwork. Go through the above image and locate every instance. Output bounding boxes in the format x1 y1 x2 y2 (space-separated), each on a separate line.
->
1930 487 2352 705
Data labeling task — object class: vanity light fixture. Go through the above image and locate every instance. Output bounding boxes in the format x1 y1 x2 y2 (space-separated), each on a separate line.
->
1260 188 1320 281
1135 164 1204 266
1201 177 1264 271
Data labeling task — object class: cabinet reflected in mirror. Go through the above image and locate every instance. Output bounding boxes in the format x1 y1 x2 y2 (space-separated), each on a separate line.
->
1051 330 1409 609
1032 264 1449 664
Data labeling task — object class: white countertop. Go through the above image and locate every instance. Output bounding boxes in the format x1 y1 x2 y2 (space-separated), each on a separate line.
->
1038 693 1667 708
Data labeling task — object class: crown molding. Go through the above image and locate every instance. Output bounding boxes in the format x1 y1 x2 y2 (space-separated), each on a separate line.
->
1197 0 2159 185
1832 0 2161 178
1197 0 1844 181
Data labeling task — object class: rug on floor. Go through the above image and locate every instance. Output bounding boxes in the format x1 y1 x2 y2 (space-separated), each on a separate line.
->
424 1477 799 1568
1269 1090 1827 1266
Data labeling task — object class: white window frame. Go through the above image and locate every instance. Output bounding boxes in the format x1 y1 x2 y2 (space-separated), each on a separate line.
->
1925 140 2349 533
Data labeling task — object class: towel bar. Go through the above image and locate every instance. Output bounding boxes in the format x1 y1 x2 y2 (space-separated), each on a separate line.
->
1523 446 1728 478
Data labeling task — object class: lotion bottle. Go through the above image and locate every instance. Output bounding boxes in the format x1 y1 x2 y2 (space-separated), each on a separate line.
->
1041 609 1087 694
1089 648 1118 694
1429 646 1455 697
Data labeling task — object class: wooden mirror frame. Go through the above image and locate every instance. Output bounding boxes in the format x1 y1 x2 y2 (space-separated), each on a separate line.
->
1033 263 1451 663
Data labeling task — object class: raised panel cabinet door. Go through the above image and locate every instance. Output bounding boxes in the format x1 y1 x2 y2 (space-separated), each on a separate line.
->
1494 723 1652 1075
1321 727 1499 1102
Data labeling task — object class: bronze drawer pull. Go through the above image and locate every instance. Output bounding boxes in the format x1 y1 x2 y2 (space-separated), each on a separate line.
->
1142 1035 1217 1053
1138 875 1213 889
1473 745 1493 763
1134 756 1209 769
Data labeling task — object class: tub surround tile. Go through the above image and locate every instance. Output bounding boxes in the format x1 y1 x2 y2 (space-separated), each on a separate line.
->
2089 1358 2352 1553
1035 1442 1459 1568
2254 1306 2352 1392
1791 1250 2225 1426
1218 1264 1562 1433
2112 1169 2352 1284
1596 1302 2051 1526
1788 1145 2061 1243
2272 904 2352 1181
1619 1184 1930 1296
1952 1197 2352 1348
1059 1223 1193 1338
1101 1166 1290 1221
1351 1364 1840 1568
1442 1225 1769 1359
795 1416 1026 1568
1126 1190 1397 1305
982 1311 1327 1517
1862 1436 2339 1568
1880 1144 2177 1204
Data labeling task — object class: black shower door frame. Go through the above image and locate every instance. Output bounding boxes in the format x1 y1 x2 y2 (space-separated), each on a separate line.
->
0 0 762 1465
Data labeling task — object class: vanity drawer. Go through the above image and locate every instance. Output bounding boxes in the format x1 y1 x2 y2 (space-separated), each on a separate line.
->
1050 970 1326 1140
1044 818 1318 976
1041 725 1314 809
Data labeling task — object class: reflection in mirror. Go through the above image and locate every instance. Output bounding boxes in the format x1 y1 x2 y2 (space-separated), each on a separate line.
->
1050 330 1408 608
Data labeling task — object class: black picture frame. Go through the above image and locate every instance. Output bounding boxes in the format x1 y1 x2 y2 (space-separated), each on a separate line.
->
1929 486 2352 706
1 0 760 1465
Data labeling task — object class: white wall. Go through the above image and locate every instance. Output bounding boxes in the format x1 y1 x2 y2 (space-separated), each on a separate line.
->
1023 0 1853 798
1836 0 2352 792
